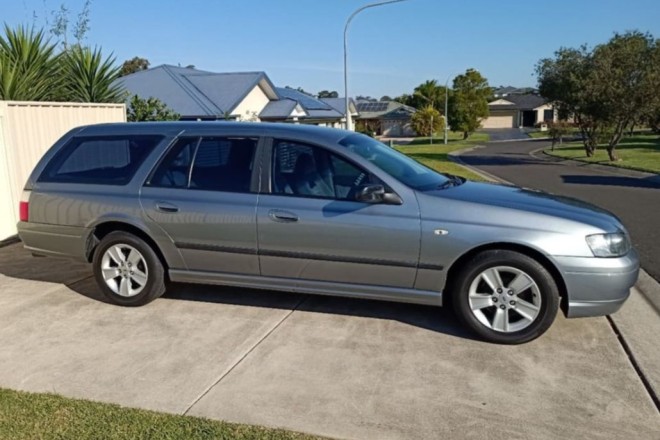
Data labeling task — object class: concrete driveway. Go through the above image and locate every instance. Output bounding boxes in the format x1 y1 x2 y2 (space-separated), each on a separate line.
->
1 242 659 440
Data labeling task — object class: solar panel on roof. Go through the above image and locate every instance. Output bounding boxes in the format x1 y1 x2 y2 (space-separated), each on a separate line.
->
357 102 388 112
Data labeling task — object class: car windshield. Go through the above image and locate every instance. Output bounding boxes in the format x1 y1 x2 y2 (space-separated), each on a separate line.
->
338 133 451 190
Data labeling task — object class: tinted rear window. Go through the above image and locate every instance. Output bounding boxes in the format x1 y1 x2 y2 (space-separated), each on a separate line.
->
40 135 162 185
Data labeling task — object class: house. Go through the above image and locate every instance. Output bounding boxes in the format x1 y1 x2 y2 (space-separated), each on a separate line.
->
116 65 355 127
481 94 556 129
117 65 278 121
355 101 417 137
259 88 350 127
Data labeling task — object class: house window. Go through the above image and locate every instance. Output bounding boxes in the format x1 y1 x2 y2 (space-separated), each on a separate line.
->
543 109 554 122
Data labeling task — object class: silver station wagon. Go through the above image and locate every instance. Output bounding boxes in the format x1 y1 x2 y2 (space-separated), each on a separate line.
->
17 122 639 344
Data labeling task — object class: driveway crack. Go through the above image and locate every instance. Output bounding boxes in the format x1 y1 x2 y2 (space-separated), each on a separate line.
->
182 295 308 415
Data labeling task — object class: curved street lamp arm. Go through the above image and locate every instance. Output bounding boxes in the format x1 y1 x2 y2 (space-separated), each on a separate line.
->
344 0 407 130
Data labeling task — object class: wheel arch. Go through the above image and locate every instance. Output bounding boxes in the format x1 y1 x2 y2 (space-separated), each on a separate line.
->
86 221 169 271
444 242 569 316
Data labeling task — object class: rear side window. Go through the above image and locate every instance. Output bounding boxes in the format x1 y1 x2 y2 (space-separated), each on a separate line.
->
148 138 198 188
40 135 162 185
147 137 258 193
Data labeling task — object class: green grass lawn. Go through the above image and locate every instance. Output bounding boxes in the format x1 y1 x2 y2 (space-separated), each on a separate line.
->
528 130 550 139
545 134 660 174
394 132 490 181
0 388 326 440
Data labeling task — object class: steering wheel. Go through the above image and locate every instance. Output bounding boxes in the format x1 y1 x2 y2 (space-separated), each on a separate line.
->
347 172 367 200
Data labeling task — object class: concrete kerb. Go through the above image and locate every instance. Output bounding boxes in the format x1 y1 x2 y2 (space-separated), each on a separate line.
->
532 147 660 186
449 144 660 310
448 145 513 185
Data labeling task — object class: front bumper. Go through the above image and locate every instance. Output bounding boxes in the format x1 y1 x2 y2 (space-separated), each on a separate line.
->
553 249 640 318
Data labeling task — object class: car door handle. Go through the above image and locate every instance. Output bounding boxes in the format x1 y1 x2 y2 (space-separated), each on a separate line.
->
155 201 179 213
268 210 299 223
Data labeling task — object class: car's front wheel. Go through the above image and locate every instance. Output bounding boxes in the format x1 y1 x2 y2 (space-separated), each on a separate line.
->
452 250 559 344
92 231 166 306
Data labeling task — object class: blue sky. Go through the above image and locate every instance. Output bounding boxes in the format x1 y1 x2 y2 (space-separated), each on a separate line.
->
5 0 660 98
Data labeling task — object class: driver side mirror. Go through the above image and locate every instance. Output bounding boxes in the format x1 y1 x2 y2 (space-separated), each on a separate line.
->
355 184 402 205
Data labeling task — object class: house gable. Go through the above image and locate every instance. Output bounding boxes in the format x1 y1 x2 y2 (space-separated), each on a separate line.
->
231 84 272 121
489 99 515 106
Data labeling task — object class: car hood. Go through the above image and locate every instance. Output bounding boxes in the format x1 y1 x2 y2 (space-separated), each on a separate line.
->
424 181 623 232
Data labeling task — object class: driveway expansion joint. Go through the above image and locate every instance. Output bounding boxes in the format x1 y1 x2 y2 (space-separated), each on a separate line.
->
182 295 308 416
606 315 660 413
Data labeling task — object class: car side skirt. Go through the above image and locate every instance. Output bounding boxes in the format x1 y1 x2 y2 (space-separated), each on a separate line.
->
168 269 443 306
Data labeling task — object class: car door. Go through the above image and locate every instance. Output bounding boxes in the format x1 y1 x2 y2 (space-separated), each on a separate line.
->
256 138 421 288
140 135 260 274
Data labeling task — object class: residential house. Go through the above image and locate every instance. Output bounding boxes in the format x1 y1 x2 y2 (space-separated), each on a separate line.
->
117 65 278 121
259 87 349 127
355 101 417 137
481 94 556 129
117 65 355 127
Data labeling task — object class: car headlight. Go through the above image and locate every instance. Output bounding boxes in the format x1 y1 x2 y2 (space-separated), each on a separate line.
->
586 233 630 257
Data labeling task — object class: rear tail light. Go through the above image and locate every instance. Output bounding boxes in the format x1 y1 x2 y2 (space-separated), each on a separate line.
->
19 191 30 222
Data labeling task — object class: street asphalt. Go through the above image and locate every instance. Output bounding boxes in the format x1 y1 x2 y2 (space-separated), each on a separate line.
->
458 139 660 283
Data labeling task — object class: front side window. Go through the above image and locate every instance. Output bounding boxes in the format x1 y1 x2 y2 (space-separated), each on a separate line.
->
338 133 451 191
40 135 162 185
272 139 376 200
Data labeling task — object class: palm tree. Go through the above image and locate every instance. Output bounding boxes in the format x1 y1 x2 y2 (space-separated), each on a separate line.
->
413 79 444 110
61 46 124 103
0 25 61 101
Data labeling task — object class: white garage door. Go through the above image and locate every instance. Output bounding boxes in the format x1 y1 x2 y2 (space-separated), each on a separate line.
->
481 115 514 129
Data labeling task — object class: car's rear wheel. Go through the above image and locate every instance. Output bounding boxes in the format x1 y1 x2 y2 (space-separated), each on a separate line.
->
452 250 559 344
92 231 166 306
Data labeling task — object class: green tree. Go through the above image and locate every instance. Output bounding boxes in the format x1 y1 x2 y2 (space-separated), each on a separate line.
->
380 95 392 101
547 121 573 150
393 93 414 106
60 45 124 102
0 25 61 100
120 56 149 76
449 69 491 139
127 95 180 122
537 31 660 160
411 105 444 138
413 79 445 110
590 31 660 160
536 46 602 156
317 90 338 98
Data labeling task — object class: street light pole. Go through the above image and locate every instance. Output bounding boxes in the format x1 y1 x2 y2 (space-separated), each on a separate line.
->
344 0 407 131
444 74 452 145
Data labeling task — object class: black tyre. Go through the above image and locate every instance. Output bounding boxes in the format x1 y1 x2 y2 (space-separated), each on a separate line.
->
92 231 166 306
452 250 559 344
